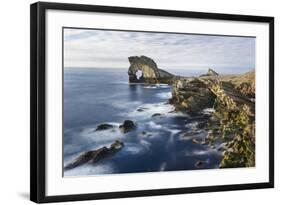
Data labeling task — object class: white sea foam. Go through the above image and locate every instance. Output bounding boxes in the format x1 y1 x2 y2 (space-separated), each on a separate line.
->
202 108 215 115
124 146 144 154
64 163 114 177
143 85 158 89
179 130 208 141
159 162 167 171
128 102 174 120
122 141 152 155
185 122 198 130
156 92 172 99
111 100 142 110
185 149 222 157
81 127 122 140
140 139 152 150
147 121 163 129
168 129 181 135
143 83 170 89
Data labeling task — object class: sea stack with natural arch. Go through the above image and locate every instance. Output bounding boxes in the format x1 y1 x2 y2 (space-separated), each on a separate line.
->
128 55 175 84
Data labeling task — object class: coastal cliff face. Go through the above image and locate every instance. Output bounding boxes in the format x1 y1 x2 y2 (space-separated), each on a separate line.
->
128 56 174 84
170 70 255 168
170 77 216 115
170 71 255 115
127 56 256 169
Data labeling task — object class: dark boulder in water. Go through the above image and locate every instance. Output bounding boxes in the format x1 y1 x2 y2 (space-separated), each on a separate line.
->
195 160 205 168
139 131 153 138
192 137 204 144
64 140 124 170
95 123 114 131
137 107 148 112
119 120 136 133
151 113 164 118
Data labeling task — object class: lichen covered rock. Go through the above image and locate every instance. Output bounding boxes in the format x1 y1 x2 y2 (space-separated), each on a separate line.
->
169 68 256 168
200 68 219 77
169 77 216 115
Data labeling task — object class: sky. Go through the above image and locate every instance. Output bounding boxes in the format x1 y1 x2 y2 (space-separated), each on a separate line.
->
64 28 255 74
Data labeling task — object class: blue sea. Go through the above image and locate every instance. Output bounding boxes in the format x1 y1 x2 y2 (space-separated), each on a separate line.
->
63 68 222 176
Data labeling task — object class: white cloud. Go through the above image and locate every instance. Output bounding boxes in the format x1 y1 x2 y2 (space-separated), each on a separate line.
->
64 28 255 73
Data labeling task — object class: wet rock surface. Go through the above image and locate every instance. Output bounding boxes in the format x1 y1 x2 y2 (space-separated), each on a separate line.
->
195 160 205 168
66 57 255 173
151 113 164 118
119 120 136 133
169 68 255 168
64 140 124 170
95 123 114 131
169 77 216 115
127 56 256 169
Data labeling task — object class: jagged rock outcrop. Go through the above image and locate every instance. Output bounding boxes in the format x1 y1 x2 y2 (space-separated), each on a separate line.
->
170 69 255 116
169 77 216 115
119 120 136 133
222 70 255 98
128 56 174 84
169 69 256 168
200 68 219 77
64 140 124 170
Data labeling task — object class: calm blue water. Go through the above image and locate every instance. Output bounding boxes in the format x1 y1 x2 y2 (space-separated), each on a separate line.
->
64 68 222 176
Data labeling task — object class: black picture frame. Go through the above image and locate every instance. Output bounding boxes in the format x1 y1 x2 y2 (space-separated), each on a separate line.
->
30 2 274 203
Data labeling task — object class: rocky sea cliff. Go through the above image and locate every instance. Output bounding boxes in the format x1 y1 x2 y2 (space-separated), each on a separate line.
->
64 56 255 173
170 70 255 168
128 55 255 168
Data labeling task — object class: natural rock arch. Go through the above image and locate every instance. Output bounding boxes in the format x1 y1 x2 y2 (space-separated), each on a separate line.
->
128 56 174 84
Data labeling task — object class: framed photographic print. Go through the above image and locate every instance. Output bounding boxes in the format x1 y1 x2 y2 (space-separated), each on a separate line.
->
30 2 274 203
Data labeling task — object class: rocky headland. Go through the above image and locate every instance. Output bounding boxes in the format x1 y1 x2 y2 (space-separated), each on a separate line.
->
128 56 255 168
65 56 255 171
128 55 175 84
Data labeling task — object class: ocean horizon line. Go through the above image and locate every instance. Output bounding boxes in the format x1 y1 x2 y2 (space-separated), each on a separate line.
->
64 66 254 75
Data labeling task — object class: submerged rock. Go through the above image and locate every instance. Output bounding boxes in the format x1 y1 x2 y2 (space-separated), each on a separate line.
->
110 140 124 149
197 121 208 129
119 120 136 133
137 107 148 112
195 160 205 168
64 140 124 170
95 123 114 131
182 130 202 138
128 56 175 84
139 131 153 138
151 113 164 118
192 138 204 144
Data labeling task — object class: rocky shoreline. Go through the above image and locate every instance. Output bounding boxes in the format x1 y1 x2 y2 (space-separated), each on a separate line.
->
128 56 255 168
171 71 255 168
65 56 255 171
